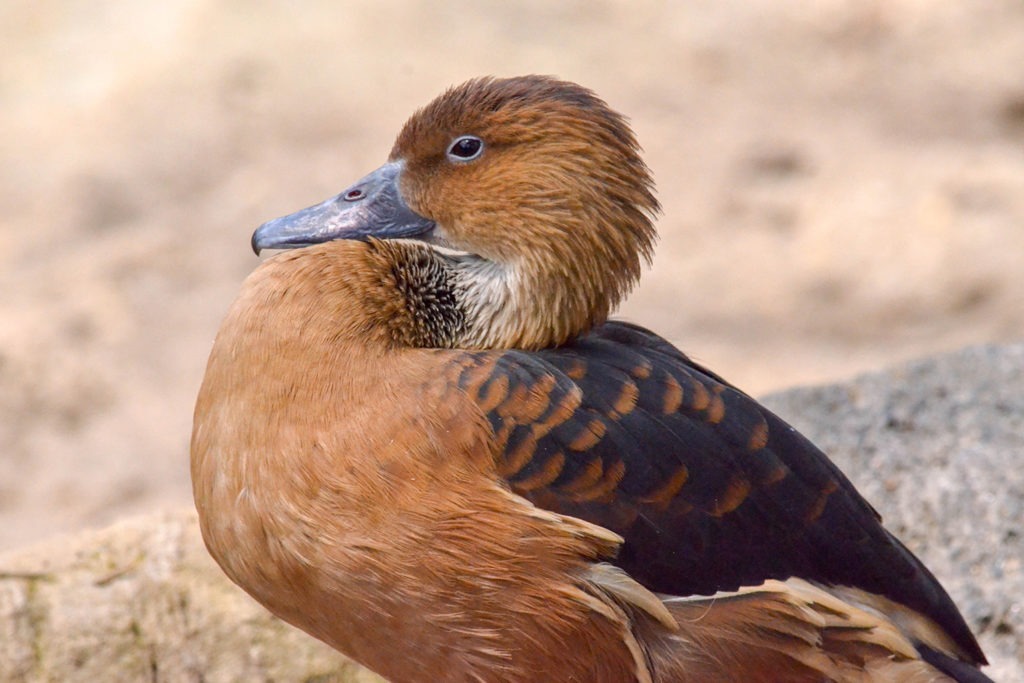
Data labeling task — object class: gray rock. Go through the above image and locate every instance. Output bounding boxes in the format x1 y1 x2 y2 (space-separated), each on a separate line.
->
0 345 1020 680
763 343 1024 680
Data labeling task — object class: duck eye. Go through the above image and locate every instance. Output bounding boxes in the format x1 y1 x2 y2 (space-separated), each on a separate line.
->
447 135 484 162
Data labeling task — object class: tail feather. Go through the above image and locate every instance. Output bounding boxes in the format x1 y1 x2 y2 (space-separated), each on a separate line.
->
622 579 988 683
917 645 995 683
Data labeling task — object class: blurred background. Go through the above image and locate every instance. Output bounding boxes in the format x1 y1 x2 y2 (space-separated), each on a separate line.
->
2 0 1022 550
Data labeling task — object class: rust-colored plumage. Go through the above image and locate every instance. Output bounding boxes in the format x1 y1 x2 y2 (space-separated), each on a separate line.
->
192 76 990 682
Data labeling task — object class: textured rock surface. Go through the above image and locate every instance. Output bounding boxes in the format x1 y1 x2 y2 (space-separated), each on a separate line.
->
763 343 1024 680
0 510 382 683
0 344 1020 681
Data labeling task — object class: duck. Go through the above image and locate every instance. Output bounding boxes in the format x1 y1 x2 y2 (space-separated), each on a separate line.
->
191 75 991 682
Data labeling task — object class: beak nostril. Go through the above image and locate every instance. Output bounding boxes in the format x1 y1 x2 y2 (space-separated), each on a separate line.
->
344 188 366 202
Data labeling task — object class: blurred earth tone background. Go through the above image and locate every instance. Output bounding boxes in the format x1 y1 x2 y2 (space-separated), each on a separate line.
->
2 0 1022 552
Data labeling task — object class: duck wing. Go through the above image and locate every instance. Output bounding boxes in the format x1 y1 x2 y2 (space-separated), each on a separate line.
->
442 320 984 665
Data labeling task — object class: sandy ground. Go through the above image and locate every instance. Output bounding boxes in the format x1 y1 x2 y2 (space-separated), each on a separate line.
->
1 0 1023 551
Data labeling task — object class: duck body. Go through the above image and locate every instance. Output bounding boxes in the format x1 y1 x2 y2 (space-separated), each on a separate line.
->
192 76 990 682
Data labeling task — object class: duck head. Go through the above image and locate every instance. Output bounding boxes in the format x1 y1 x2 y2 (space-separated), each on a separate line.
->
252 76 659 350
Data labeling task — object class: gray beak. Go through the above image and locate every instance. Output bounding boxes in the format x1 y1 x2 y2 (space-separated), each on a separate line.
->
251 161 435 255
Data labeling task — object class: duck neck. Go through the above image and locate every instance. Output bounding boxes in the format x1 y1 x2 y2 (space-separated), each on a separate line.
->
384 240 598 350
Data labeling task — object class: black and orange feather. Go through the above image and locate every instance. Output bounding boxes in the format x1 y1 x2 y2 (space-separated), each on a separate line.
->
440 320 983 664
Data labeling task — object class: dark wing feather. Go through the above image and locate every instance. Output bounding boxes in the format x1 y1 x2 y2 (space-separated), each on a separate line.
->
445 320 984 665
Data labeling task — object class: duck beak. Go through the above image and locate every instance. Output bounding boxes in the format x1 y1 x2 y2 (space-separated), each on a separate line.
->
251 161 434 255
